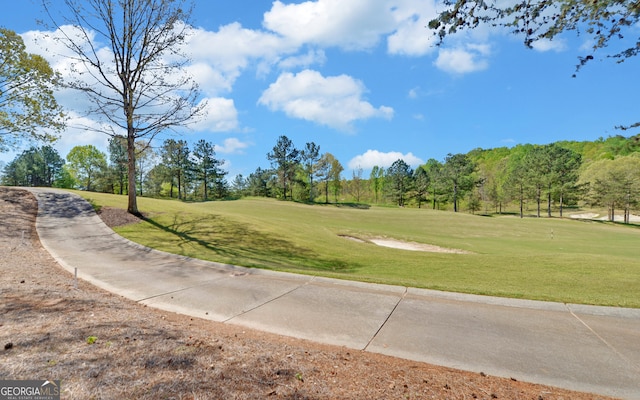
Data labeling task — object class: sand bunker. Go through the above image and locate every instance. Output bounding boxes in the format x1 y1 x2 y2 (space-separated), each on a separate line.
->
570 213 640 222
340 235 471 254
370 238 471 254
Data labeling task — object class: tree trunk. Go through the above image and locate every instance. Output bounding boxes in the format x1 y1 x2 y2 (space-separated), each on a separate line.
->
282 177 287 200
625 192 631 224
519 184 524 218
324 181 329 204
127 133 139 216
453 183 458 212
138 167 143 196
609 203 615 222
203 171 208 201
559 191 564 218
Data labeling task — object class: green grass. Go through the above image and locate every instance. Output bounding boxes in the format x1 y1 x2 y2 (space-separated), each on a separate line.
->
76 191 640 308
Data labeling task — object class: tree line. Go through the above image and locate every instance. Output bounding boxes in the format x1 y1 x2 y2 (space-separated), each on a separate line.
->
1 136 227 202
2 134 640 223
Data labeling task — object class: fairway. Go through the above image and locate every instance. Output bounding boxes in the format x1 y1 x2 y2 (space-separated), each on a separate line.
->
78 191 640 308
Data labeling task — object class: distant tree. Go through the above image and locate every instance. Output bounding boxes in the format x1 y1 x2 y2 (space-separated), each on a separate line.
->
369 166 385 204
1 146 64 187
582 156 640 223
467 189 482 214
548 144 582 217
191 139 226 201
523 146 552 218
602 135 634 158
468 147 513 214
267 135 299 200
316 155 331 203
135 141 155 196
412 166 430 208
351 166 365 203
53 165 76 189
44 0 204 215
504 147 533 218
160 139 191 199
11 148 47 187
487 157 511 214
316 153 342 203
386 159 413 207
300 142 321 202
108 136 128 194
144 163 169 197
1 158 21 186
330 156 344 203
66 145 107 191
442 153 476 212
39 146 65 187
246 167 273 197
230 174 247 197
422 158 444 210
0 28 65 152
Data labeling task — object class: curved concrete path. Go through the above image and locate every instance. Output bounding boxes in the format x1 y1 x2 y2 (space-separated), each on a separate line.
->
28 188 640 399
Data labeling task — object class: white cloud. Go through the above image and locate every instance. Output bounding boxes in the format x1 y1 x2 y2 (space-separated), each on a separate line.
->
531 38 567 52
466 43 491 56
216 138 251 154
258 70 393 132
387 0 439 56
434 45 491 74
183 23 297 95
278 49 327 70
348 150 424 170
263 0 396 50
263 0 443 56
190 98 239 132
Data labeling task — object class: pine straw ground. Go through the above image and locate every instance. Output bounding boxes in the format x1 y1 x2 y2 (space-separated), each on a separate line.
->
0 187 616 400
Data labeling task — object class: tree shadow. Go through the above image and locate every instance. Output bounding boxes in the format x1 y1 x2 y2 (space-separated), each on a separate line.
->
141 214 357 273
333 202 371 210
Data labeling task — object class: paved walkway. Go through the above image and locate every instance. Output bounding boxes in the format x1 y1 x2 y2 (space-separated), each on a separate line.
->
29 188 640 399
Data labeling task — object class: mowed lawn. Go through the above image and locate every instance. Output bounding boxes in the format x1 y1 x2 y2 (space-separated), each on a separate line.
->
78 191 640 308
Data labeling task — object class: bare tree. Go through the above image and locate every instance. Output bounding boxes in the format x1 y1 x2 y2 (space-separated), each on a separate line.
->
43 0 205 215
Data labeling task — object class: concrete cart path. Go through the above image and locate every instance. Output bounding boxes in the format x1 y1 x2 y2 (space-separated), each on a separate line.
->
28 188 640 399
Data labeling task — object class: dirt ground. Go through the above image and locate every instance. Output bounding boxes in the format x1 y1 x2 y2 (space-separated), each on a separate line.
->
0 187 617 399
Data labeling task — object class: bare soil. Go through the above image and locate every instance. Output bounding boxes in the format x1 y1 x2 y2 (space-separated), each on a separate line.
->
0 187 617 399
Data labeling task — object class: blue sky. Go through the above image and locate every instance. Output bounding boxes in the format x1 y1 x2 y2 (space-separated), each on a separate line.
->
1 0 639 178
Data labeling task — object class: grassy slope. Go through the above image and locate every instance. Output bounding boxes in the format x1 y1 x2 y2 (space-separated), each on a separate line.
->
78 191 640 308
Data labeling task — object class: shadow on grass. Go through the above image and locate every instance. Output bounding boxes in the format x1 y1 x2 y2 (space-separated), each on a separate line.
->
141 214 357 273
571 217 640 229
333 202 371 210
292 199 371 210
